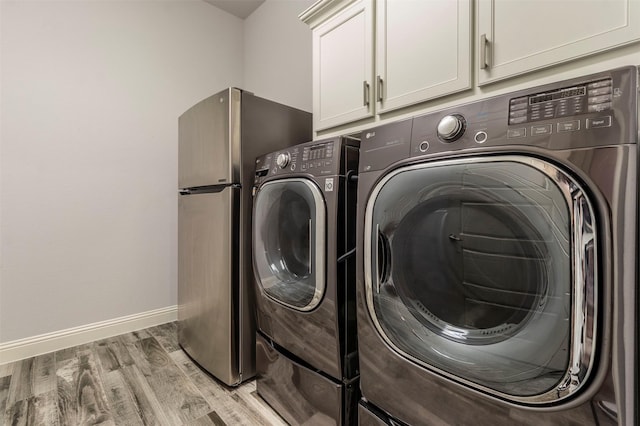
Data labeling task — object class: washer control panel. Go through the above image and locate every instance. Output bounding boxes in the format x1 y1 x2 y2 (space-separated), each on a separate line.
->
300 140 334 172
303 141 333 160
254 138 340 182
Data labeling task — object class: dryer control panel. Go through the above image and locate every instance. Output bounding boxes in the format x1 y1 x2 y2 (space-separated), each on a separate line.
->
508 78 613 126
410 66 637 160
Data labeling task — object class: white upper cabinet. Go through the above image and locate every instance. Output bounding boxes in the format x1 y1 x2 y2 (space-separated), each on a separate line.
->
312 0 374 131
477 0 640 85
303 0 640 132
303 0 471 131
376 0 471 114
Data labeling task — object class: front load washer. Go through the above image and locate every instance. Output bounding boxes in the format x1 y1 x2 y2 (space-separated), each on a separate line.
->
253 137 360 425
356 66 638 425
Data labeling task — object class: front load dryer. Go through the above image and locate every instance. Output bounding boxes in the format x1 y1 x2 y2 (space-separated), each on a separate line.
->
356 66 638 425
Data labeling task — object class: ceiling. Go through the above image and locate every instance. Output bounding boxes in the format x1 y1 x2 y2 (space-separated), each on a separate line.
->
204 0 266 19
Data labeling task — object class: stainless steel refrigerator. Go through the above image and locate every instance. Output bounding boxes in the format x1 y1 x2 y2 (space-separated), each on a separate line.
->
178 88 311 386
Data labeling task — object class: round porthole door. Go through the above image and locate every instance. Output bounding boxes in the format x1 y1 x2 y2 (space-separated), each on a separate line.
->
364 156 598 404
253 178 326 311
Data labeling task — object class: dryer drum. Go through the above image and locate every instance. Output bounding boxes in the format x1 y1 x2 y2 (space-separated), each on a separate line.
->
390 192 549 346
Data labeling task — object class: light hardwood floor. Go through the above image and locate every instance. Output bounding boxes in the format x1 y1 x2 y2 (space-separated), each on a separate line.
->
0 322 288 425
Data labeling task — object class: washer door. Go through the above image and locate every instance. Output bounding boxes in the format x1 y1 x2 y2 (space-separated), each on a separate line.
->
253 178 326 311
364 156 597 404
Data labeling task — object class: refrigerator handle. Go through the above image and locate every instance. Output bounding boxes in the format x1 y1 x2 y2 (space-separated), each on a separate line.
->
180 184 239 195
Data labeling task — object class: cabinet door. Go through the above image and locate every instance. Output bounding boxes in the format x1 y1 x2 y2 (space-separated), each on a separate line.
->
376 0 471 114
313 0 374 131
478 0 640 85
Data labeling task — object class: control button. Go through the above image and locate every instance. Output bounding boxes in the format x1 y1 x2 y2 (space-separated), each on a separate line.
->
507 128 526 138
509 109 528 118
510 102 528 111
474 131 488 144
509 116 528 125
588 95 612 104
290 163 296 171
588 86 612 96
531 124 552 136
510 97 528 106
557 120 580 132
588 103 612 113
587 116 612 129
324 160 332 166
276 152 290 169
587 80 612 89
301 163 307 171
437 114 466 142
419 141 430 152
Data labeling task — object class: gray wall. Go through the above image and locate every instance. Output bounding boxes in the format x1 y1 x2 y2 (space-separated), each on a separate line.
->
244 0 314 112
0 0 245 343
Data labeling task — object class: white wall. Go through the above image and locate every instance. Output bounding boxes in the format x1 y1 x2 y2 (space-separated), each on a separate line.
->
244 0 314 112
0 0 244 343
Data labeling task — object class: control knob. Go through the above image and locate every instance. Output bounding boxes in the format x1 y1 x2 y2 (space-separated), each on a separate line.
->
276 152 291 169
437 114 466 142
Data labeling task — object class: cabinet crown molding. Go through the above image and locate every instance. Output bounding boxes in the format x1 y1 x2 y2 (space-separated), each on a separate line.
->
299 0 358 28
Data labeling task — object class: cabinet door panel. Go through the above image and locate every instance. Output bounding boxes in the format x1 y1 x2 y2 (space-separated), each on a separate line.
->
478 0 640 85
313 0 374 130
376 0 471 114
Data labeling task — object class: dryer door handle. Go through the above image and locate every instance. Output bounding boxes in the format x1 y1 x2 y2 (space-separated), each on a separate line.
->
376 225 391 293
308 219 313 275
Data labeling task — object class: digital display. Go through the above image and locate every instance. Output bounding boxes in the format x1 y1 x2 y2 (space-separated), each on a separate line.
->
305 143 333 160
509 78 612 126
529 86 586 105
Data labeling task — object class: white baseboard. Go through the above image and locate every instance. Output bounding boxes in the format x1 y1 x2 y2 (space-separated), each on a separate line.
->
0 305 178 365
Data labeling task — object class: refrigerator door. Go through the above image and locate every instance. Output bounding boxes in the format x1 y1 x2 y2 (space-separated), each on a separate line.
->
178 88 241 189
178 186 241 385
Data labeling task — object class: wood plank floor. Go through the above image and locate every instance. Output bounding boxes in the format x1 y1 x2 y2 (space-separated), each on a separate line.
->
0 322 288 425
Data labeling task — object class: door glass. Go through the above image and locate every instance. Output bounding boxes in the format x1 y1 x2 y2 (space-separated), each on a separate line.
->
254 179 325 311
367 159 582 398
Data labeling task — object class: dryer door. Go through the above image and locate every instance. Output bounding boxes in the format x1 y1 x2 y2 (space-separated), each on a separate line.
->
364 156 598 404
253 178 326 311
